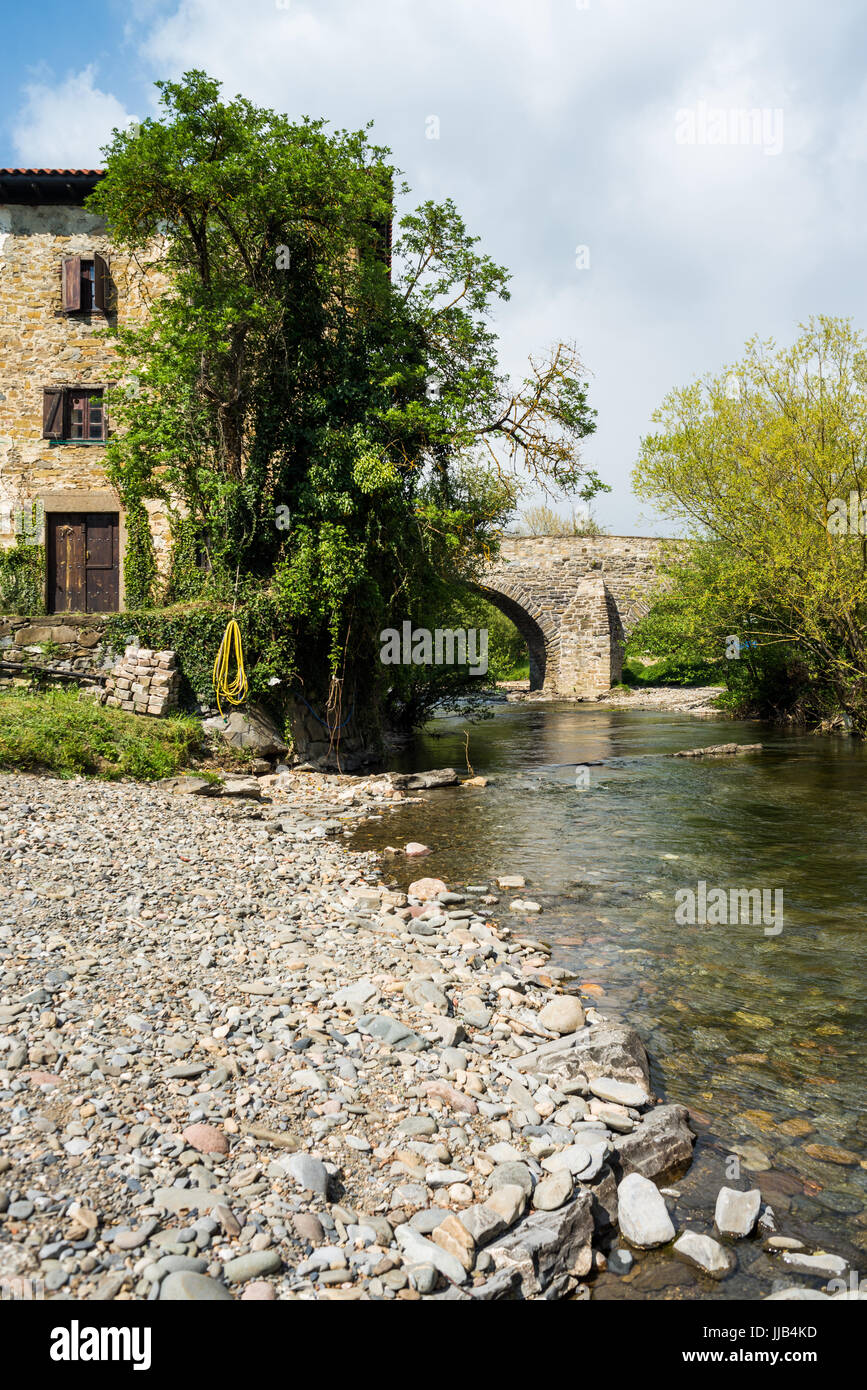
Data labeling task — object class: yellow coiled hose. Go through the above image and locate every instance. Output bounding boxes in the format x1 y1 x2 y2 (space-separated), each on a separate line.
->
212 619 248 716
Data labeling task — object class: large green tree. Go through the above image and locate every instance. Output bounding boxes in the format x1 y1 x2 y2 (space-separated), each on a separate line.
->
92 72 599 741
632 316 867 732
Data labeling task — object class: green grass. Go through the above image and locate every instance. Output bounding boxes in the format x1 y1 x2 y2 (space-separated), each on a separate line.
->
0 688 205 780
500 660 530 682
621 654 723 688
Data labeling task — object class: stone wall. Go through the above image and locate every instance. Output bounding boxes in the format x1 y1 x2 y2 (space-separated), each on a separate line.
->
480 535 677 697
0 203 171 600
0 612 113 689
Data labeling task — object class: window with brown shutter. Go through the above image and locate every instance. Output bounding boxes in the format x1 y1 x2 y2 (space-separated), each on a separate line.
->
61 254 111 314
42 386 64 439
42 387 107 442
61 256 81 312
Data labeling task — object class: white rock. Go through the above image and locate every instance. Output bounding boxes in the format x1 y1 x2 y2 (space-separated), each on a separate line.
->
616 1173 675 1249
714 1186 762 1238
538 997 585 1035
673 1230 736 1279
588 1076 649 1107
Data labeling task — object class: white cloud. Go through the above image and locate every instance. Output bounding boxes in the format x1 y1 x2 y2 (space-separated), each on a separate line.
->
11 66 135 166
8 0 867 530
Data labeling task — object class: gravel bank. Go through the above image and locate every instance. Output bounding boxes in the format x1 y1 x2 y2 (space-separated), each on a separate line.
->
0 768 844 1300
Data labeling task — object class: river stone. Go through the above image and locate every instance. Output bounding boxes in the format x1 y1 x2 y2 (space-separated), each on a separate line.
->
781 1251 847 1278
541 1144 590 1177
617 1173 676 1248
151 1187 222 1214
332 979 378 1009
223 1250 282 1283
489 1161 535 1197
484 1184 527 1228
203 706 287 756
408 877 448 900
673 1231 736 1280
614 1103 695 1181
532 1170 573 1211
160 1271 233 1301
395 1225 468 1284
460 997 492 1029
588 1076 649 1107
432 1214 476 1271
282 1152 330 1196
714 1186 762 1238
182 1123 229 1156
404 979 450 1014
486 1192 594 1296
241 1281 277 1300
458 1204 508 1246
538 997 585 1035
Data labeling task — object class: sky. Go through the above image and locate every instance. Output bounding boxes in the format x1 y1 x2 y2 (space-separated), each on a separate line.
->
3 0 867 536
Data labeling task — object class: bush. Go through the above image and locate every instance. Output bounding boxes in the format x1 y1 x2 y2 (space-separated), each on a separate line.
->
0 543 45 615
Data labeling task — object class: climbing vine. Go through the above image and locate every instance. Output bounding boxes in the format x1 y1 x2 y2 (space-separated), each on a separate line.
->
121 499 158 611
0 542 46 616
90 71 600 729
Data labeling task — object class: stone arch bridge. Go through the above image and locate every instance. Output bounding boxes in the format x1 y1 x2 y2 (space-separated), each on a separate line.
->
475 535 673 697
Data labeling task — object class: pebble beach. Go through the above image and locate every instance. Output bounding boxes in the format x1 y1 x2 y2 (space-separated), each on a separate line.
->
0 767 856 1300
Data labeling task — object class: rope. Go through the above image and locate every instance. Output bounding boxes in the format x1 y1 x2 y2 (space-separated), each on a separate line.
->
212 619 248 716
298 693 354 732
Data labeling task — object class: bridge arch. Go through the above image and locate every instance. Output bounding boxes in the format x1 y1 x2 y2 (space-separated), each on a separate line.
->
470 580 554 691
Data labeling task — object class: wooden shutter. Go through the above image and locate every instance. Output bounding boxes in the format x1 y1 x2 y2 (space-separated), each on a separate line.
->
61 256 81 312
93 254 109 313
42 387 65 439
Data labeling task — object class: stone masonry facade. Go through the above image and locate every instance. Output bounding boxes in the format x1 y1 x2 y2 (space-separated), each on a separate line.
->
0 171 170 610
480 535 677 697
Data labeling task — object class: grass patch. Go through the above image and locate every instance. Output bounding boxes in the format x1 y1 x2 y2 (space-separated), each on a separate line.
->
621 654 723 688
0 688 205 780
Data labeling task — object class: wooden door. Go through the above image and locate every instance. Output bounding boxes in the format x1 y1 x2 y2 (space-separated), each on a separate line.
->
48 512 119 613
84 512 119 612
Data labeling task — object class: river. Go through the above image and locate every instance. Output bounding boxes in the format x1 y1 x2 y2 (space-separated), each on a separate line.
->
349 699 867 1299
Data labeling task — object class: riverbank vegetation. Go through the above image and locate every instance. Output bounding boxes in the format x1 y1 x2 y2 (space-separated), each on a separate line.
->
0 689 204 780
91 71 601 751
632 316 867 735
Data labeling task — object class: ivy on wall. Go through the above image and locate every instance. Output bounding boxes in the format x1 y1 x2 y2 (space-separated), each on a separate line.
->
0 543 46 616
122 500 158 611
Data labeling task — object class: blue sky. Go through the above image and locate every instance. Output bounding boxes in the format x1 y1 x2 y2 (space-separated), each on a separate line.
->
4 0 867 535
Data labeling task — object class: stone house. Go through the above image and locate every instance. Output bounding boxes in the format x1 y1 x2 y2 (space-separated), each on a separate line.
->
0 168 168 614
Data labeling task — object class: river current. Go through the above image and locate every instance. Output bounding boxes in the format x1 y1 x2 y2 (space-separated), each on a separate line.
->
349 700 867 1299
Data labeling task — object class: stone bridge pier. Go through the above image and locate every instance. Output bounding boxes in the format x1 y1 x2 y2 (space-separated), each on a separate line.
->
476 535 671 698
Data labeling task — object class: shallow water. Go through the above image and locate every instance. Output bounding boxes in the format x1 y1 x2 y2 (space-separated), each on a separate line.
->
350 701 867 1298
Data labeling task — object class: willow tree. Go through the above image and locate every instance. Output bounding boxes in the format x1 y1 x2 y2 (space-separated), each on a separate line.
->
632 316 867 732
92 71 600 747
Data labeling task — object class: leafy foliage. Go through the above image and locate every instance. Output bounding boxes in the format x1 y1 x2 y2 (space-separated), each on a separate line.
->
0 542 45 615
90 72 599 722
633 317 867 733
